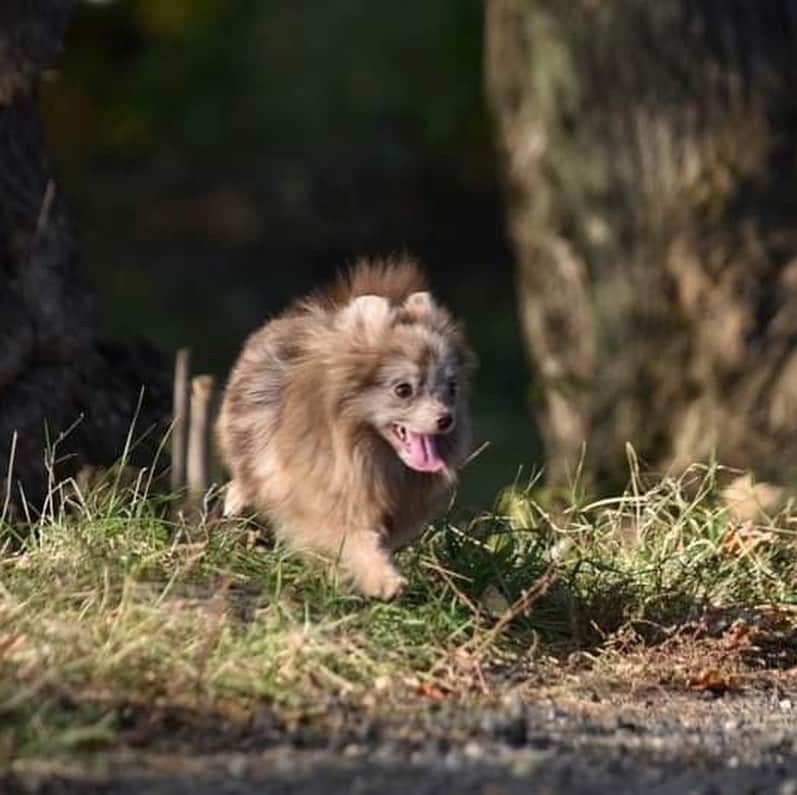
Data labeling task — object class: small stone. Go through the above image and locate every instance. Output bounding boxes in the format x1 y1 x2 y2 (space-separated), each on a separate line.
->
226 755 247 778
779 780 797 795
511 749 549 777
463 741 483 759
443 750 463 769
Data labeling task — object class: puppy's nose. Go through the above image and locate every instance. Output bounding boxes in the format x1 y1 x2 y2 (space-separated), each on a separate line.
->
437 412 454 432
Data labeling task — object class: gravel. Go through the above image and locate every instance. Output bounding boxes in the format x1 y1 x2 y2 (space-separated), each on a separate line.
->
7 690 797 795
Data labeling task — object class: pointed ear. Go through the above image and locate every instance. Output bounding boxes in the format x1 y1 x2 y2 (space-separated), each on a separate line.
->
403 291 435 315
336 294 392 338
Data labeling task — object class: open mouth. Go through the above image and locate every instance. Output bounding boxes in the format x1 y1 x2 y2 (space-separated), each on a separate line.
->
391 424 445 473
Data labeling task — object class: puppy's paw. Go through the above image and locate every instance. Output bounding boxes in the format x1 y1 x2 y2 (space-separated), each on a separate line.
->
222 480 246 518
356 567 408 601
375 571 408 600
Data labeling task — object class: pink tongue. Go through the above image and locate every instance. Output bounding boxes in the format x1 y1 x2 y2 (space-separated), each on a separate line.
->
404 431 445 473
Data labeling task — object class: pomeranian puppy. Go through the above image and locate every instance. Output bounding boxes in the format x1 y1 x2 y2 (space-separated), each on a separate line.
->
216 258 474 599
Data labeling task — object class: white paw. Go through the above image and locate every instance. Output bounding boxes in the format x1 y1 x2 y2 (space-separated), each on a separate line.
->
222 480 246 518
356 568 408 600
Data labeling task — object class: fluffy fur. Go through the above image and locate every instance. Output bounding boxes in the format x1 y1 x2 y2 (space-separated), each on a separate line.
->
216 258 475 598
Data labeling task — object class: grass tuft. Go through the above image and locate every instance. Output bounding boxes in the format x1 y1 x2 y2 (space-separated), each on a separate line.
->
1 458 795 759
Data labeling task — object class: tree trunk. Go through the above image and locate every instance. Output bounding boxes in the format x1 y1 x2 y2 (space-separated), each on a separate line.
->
0 0 168 510
486 0 797 485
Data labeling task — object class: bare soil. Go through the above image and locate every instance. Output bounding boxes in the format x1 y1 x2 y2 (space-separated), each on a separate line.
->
6 689 797 795
6 622 797 795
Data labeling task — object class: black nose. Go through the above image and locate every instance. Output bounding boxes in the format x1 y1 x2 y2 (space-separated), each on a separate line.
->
437 413 454 432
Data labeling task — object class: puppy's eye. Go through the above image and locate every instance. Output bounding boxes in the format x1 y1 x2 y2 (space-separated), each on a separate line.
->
394 382 413 399
447 379 458 397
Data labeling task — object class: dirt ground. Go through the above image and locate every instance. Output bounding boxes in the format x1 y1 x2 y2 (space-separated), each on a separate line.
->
5 617 797 795
6 688 797 795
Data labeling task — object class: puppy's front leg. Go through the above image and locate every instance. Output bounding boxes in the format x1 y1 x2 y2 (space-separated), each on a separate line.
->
339 528 407 600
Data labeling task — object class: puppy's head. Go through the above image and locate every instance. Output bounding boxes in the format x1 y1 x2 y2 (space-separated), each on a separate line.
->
334 291 475 475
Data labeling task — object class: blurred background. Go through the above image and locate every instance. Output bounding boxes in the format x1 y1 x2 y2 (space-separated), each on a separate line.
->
41 0 540 507
21 0 797 508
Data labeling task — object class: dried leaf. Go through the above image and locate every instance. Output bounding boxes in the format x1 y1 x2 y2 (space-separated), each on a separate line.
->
687 668 741 694
416 680 446 702
720 522 774 556
722 619 753 649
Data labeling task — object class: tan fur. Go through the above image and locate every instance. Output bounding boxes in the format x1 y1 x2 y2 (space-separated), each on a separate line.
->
216 257 475 598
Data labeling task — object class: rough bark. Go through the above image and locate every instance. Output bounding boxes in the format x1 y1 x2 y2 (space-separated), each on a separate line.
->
486 0 797 484
0 0 168 510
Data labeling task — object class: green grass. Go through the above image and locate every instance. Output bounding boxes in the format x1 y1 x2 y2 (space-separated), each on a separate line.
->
1 457 795 760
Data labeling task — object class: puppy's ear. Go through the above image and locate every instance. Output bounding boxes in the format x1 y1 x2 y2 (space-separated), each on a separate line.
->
336 294 392 339
404 291 435 316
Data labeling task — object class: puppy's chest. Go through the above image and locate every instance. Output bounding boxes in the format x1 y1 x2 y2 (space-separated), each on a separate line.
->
383 477 447 535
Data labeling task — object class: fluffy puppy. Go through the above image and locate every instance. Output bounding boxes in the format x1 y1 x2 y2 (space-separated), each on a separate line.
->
216 259 474 598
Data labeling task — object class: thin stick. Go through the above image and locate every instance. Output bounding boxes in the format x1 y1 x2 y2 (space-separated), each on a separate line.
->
186 375 215 503
480 562 559 650
171 348 191 494
1 431 18 525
